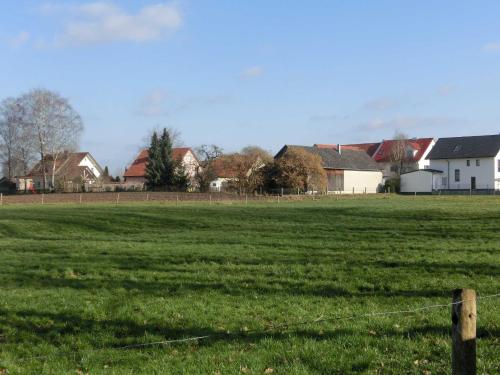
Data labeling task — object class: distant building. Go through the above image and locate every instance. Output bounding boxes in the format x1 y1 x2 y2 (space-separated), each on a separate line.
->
26 152 103 191
426 134 500 191
208 155 265 192
123 147 199 188
275 145 383 193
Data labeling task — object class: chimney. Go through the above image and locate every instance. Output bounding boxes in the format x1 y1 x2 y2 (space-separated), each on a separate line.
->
337 144 341 154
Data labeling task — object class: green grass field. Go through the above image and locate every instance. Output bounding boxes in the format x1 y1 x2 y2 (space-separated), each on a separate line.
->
0 196 499 374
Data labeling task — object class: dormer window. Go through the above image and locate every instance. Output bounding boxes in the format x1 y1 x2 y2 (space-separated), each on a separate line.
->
453 145 462 153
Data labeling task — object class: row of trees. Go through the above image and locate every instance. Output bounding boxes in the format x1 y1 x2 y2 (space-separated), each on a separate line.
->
144 129 328 194
0 89 83 190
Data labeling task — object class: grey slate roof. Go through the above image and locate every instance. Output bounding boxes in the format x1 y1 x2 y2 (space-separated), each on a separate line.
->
400 169 443 175
426 134 500 160
275 145 381 171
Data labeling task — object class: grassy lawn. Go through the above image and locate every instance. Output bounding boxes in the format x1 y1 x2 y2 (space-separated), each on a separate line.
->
0 196 499 374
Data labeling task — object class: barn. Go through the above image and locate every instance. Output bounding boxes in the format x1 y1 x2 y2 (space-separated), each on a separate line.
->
275 145 383 193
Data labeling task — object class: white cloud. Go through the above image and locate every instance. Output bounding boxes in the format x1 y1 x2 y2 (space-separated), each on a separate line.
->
43 2 182 46
241 66 264 79
8 31 31 47
137 89 169 117
483 42 500 52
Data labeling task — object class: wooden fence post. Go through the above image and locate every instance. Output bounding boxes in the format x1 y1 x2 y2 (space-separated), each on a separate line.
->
79 194 82 204
41 193 44 205
452 288 476 375
116 193 120 205
0 193 3 206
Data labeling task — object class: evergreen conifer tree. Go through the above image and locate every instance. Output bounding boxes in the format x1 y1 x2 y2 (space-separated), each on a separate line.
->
145 131 163 189
159 128 175 189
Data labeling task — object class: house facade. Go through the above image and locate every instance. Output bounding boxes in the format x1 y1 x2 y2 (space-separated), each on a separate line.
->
26 152 103 192
123 147 199 188
276 145 383 193
342 138 435 180
426 135 500 191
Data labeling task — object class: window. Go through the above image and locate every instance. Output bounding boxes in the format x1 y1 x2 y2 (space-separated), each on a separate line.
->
454 169 460 182
466 160 470 166
476 159 480 166
212 182 217 187
453 145 462 153
442 177 447 187
498 159 500 172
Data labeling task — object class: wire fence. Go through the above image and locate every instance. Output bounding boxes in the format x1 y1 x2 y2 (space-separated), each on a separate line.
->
7 292 499 364
0 189 389 206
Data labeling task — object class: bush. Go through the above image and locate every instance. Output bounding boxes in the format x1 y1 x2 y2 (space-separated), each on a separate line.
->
384 177 400 193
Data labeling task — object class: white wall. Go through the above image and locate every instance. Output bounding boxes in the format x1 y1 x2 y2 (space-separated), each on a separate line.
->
417 139 435 170
343 170 383 193
210 177 234 192
401 171 438 193
79 155 102 178
182 151 199 178
495 150 500 190
430 157 496 189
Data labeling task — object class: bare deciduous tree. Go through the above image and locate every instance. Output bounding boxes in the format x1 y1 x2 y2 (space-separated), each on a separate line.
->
389 130 410 176
20 89 83 190
194 144 223 192
0 97 27 179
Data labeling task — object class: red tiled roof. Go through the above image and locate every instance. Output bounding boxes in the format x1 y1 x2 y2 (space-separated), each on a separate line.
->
341 143 381 157
211 156 240 178
372 138 434 162
123 147 194 177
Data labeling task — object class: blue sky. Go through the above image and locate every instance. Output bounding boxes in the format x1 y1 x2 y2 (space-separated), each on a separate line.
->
1 1 500 173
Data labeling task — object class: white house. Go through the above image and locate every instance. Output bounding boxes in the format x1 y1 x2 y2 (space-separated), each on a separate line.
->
275 145 383 193
424 134 500 191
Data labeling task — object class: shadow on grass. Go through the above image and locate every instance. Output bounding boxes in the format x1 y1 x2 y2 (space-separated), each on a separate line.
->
4 271 461 299
1 307 498 351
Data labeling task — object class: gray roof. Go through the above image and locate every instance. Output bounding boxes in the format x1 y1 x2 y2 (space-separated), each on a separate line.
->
275 145 381 171
400 169 443 175
426 134 500 160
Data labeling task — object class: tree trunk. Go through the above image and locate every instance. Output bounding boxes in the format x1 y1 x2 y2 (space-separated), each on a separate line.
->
51 154 58 191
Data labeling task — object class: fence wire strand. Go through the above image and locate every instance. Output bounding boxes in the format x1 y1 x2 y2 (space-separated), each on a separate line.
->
4 292 499 364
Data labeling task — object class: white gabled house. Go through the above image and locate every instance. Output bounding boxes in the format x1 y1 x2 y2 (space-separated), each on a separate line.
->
402 134 500 192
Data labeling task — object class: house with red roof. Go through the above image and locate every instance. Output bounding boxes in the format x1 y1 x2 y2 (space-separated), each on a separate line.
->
209 154 266 192
123 147 199 187
369 138 435 179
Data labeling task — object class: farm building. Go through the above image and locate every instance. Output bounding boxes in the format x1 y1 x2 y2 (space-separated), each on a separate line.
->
27 152 104 192
209 154 265 192
400 169 444 193
275 145 383 193
426 134 500 191
315 138 435 181
123 147 199 188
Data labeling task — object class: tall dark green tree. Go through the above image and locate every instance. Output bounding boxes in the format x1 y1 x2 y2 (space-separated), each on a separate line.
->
172 160 190 191
145 131 163 189
159 128 175 190
103 166 109 177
